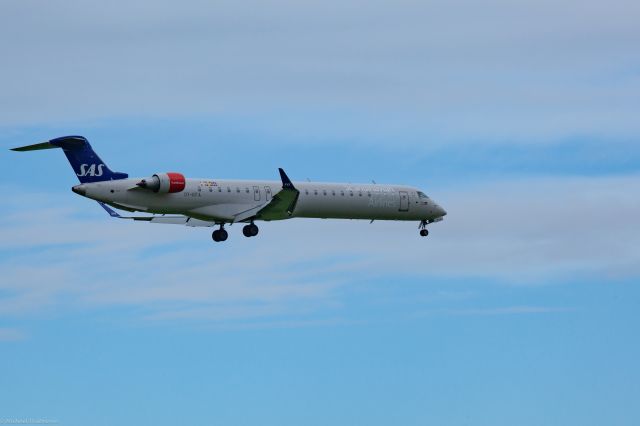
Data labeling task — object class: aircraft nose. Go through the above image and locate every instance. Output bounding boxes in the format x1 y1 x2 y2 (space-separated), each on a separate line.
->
72 184 86 196
435 204 447 217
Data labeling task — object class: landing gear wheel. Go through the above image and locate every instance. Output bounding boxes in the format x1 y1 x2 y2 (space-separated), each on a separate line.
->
212 226 228 242
243 223 259 237
420 229 429 237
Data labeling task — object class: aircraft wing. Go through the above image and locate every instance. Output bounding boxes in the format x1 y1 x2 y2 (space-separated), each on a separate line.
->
98 202 216 227
234 168 300 222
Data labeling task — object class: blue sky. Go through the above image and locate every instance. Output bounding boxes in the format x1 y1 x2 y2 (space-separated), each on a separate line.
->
1 1 639 425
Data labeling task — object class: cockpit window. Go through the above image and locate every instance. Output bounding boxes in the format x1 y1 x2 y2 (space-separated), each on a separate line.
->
417 191 430 199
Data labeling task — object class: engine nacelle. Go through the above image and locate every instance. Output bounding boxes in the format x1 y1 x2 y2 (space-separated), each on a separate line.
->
136 172 186 193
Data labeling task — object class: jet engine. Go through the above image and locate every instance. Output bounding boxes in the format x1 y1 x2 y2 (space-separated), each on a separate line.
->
136 172 186 193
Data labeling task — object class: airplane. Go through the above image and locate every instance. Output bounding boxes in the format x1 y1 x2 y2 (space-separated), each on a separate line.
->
11 135 447 242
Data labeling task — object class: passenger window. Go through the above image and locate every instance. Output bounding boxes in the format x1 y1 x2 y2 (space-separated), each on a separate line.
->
314 190 318 195
323 190 327 196
349 191 353 196
332 190 336 196
245 188 249 193
227 187 231 192
305 189 309 195
341 191 345 196
218 187 222 192
236 187 240 193
367 192 371 197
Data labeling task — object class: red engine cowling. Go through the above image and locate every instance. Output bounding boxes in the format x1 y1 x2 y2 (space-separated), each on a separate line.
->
136 172 186 193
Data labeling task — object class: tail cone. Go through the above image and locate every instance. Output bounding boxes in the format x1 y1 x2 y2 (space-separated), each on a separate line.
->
72 184 86 196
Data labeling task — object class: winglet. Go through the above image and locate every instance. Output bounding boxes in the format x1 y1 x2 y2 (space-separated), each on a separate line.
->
278 168 296 190
98 202 121 218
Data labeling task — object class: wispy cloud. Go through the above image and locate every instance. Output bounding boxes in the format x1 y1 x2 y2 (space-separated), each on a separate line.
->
0 0 638 143
0 174 638 327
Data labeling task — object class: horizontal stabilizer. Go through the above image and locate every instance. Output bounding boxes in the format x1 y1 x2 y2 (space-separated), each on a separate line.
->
10 141 57 152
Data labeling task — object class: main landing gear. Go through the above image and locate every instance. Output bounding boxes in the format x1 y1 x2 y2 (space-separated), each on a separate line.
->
419 220 430 237
242 222 259 238
212 225 228 242
211 223 260 242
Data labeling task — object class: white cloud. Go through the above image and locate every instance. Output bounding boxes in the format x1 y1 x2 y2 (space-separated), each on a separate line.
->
0 174 637 326
0 0 638 142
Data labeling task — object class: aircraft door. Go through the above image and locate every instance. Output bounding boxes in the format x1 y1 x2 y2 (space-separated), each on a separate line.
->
399 191 409 212
253 186 260 201
265 186 272 201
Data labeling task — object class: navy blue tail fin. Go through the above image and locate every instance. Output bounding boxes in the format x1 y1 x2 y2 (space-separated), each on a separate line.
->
24 136 128 183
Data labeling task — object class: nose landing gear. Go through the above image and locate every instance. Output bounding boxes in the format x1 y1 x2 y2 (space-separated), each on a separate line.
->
212 225 228 242
242 222 259 237
419 220 430 237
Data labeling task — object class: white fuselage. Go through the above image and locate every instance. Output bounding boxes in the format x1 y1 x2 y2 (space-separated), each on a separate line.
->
78 177 446 223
